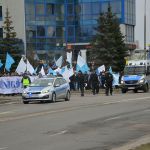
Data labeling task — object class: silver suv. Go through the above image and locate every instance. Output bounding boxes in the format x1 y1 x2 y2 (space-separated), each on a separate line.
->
22 77 70 104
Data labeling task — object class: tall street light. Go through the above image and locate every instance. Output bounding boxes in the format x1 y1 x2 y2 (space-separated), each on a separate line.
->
144 0 146 50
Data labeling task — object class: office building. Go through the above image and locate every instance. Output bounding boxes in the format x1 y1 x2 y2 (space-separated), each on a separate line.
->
0 0 136 61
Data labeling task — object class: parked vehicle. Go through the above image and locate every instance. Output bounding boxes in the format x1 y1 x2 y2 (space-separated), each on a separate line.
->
120 60 150 93
22 76 70 104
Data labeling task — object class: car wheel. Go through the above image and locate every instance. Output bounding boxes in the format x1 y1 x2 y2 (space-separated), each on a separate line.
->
52 93 56 103
121 89 127 93
23 101 29 104
134 89 138 93
65 91 70 101
143 84 148 92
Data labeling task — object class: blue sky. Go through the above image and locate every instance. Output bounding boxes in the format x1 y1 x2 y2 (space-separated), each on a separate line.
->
135 0 150 49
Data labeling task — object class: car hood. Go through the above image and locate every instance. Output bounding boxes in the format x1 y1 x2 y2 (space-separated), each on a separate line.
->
24 86 53 93
123 75 143 81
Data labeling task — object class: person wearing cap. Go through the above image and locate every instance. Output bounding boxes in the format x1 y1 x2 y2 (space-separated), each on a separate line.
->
77 70 85 96
105 70 113 96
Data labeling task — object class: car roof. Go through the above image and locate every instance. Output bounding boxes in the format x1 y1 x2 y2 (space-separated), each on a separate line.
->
41 76 63 80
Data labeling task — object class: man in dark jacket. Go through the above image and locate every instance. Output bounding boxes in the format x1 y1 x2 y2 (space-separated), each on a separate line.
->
105 71 113 96
77 70 85 96
89 71 99 95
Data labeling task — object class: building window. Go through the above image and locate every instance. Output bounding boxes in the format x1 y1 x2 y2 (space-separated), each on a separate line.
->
0 6 2 20
0 28 3 38
37 26 45 36
46 3 55 15
36 3 45 15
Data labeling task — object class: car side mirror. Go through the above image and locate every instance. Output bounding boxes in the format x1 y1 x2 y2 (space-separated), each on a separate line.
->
54 84 60 87
48 83 52 86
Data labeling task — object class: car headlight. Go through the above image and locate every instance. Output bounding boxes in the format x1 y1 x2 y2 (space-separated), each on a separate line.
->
121 80 125 84
23 91 27 94
41 90 49 94
139 79 145 83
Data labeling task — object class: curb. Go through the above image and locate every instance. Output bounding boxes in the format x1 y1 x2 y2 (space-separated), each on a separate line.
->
111 135 150 150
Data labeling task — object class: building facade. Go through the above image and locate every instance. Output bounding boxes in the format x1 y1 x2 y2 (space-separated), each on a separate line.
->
0 0 136 61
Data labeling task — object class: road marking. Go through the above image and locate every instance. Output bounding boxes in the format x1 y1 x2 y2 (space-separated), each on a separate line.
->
0 147 8 150
103 96 150 105
104 116 121 122
143 109 150 112
49 130 67 137
0 111 14 115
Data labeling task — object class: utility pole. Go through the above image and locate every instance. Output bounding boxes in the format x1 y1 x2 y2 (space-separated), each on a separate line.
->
144 0 147 50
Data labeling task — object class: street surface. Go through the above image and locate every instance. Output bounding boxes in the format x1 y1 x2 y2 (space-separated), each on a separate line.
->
0 92 150 150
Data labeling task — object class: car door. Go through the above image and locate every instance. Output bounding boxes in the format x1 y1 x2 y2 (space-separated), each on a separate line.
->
59 78 68 98
54 78 62 99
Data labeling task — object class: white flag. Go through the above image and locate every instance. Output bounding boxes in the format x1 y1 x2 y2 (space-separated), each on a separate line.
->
77 55 86 68
27 60 35 75
62 67 74 82
15 57 26 75
67 52 72 64
56 56 63 68
39 66 45 76
54 67 61 74
98 65 105 73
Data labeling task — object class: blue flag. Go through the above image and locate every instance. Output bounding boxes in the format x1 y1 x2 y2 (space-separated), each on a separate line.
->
5 52 15 72
48 68 57 76
76 64 90 73
109 66 113 74
0 60 3 68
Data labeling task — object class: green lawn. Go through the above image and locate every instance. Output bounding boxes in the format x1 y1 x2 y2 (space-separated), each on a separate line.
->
130 144 150 150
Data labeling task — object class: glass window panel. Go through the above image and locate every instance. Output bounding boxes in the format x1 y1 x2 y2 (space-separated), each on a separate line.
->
81 3 92 14
0 28 3 39
37 26 45 36
0 6 2 20
67 4 74 15
26 26 36 38
56 27 64 37
36 3 45 15
47 26 56 37
46 3 55 15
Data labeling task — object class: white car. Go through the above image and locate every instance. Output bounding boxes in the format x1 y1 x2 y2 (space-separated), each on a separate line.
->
22 77 70 104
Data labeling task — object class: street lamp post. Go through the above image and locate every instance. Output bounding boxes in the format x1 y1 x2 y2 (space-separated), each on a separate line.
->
144 0 147 50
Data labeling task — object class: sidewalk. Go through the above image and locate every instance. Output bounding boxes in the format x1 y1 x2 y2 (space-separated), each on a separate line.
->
0 94 22 104
111 135 150 150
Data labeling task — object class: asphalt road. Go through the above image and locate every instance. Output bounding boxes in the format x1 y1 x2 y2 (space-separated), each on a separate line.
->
0 92 150 150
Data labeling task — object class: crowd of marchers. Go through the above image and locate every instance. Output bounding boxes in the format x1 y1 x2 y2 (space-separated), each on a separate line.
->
69 70 117 96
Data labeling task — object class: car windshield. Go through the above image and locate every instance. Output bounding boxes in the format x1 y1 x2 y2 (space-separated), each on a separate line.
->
124 66 146 75
30 78 54 87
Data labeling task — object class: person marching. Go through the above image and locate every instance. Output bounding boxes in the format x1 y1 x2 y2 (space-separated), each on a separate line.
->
77 70 85 96
89 70 99 95
105 71 113 96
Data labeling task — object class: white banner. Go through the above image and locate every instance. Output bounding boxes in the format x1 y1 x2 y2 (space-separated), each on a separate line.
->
0 76 38 94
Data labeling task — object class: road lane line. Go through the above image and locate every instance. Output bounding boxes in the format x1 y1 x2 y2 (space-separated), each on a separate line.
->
104 116 121 122
143 109 150 112
0 111 14 115
0 147 8 150
49 130 67 137
103 96 150 105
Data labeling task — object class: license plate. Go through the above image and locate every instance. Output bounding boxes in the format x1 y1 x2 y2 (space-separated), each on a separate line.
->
128 87 135 89
28 93 32 98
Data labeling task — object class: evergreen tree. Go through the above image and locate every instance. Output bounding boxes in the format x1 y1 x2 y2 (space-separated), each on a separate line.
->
90 5 128 72
0 7 23 72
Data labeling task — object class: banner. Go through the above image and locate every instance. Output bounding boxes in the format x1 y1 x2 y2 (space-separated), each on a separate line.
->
0 76 38 94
